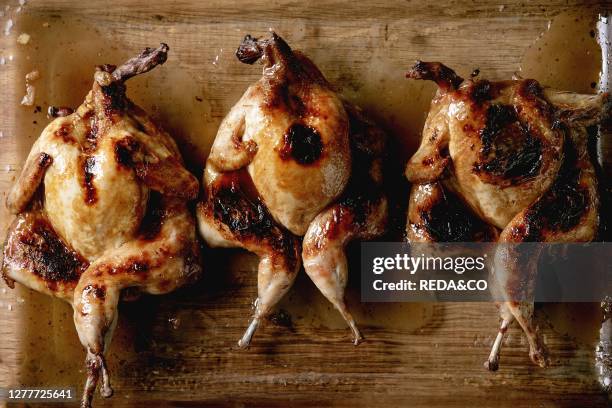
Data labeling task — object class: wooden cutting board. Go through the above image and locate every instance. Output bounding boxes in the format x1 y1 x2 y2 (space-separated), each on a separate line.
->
0 1 609 407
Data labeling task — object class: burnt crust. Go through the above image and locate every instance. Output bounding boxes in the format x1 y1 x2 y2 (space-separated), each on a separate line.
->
100 81 129 115
472 103 543 185
511 136 590 241
2 214 87 290
114 137 141 168
81 156 98 205
278 123 323 165
206 172 300 270
419 187 496 242
137 191 165 241
213 186 273 238
468 80 494 105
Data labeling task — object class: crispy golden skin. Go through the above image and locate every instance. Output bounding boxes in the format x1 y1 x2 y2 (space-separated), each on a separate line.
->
2 44 201 408
405 61 606 370
198 34 388 347
207 33 351 237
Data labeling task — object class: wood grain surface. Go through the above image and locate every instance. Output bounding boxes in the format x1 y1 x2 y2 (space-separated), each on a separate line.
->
0 1 610 407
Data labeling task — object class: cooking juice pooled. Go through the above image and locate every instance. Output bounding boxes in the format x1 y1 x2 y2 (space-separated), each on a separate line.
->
519 9 602 93
278 271 435 333
519 9 604 346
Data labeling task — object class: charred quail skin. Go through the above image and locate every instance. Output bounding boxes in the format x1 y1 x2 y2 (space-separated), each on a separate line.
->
405 61 606 370
2 44 202 408
197 33 388 348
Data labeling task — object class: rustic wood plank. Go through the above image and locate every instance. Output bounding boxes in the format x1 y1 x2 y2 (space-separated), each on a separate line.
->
0 1 609 407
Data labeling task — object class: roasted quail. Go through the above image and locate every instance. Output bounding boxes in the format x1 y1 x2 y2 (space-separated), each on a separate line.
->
405 61 607 370
197 33 388 347
2 44 201 407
